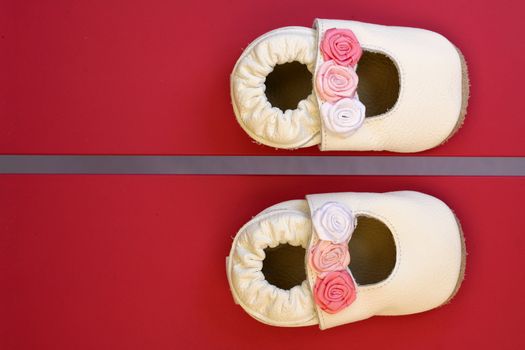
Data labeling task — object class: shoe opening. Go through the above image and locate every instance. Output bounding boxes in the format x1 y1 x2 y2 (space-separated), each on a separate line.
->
262 243 307 290
261 216 396 290
349 216 397 285
264 62 313 112
356 51 400 117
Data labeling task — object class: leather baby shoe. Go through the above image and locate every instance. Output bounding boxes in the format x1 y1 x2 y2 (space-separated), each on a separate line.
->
226 191 466 329
231 19 469 152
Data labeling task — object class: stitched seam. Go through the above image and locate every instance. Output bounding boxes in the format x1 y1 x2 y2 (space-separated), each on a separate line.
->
306 227 326 326
313 21 328 150
304 197 326 327
319 22 328 150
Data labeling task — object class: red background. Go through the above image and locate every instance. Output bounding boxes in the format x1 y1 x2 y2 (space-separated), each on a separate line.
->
2 0 525 349
1 0 524 155
1 176 525 349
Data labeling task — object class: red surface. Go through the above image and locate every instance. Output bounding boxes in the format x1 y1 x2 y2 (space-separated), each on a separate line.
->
1 175 524 349
1 0 524 155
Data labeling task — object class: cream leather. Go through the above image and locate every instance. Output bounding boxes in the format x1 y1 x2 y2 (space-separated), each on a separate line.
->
231 20 463 152
314 20 462 151
226 191 463 329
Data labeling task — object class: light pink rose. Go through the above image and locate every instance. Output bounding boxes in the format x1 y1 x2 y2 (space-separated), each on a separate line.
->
309 240 350 273
321 28 363 67
313 271 356 314
321 97 365 136
316 60 358 103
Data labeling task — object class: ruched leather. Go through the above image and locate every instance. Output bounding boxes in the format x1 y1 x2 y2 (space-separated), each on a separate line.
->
227 207 319 326
230 27 321 149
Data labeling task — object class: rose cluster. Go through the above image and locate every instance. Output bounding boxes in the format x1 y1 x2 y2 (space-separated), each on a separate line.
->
309 202 357 314
315 28 365 137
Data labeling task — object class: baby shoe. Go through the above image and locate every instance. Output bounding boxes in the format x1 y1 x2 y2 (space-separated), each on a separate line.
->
231 19 469 152
226 191 466 329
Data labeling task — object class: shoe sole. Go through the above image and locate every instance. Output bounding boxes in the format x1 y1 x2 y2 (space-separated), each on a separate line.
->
442 213 467 305
441 47 470 145
440 47 470 302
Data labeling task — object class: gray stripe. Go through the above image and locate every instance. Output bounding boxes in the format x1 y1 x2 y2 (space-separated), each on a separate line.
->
0 156 524 175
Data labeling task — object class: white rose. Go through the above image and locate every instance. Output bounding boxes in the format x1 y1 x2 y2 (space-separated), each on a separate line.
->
312 202 355 243
320 97 365 136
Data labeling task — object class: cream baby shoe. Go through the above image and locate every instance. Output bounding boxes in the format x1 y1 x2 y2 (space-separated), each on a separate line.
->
226 191 466 329
231 19 469 152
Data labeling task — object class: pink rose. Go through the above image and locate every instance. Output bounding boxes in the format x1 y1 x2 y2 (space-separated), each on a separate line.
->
321 28 363 67
313 271 356 314
309 240 350 273
316 60 358 103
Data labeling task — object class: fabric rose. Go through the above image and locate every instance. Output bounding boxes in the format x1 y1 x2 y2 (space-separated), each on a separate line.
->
321 28 363 67
316 60 358 103
321 97 365 136
309 240 350 273
312 202 355 243
313 271 356 314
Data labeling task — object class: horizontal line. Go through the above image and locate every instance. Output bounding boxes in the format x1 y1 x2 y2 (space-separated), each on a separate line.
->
0 156 524 176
